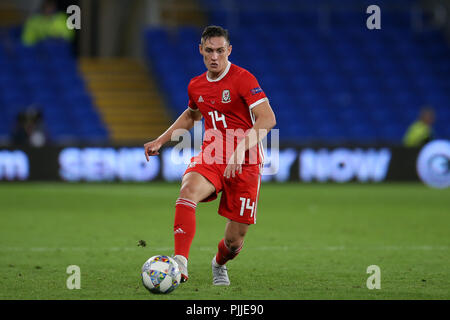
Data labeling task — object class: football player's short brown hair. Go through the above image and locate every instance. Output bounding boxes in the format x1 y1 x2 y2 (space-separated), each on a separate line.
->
201 25 230 45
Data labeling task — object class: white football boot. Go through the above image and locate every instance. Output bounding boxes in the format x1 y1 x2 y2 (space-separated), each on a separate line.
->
173 255 189 283
211 256 230 286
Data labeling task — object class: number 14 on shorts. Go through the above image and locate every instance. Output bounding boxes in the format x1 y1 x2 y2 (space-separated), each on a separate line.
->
239 197 255 217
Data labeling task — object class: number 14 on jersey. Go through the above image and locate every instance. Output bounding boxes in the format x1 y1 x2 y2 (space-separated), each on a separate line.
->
239 197 255 217
208 111 227 129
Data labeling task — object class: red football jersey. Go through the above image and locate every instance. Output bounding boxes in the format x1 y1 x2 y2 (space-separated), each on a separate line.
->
187 62 268 165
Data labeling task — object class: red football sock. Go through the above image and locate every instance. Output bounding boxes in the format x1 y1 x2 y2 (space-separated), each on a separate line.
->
173 198 197 260
215 238 243 265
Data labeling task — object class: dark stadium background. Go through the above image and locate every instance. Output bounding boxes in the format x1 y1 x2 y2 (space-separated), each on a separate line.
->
0 0 448 185
0 0 450 182
0 0 449 301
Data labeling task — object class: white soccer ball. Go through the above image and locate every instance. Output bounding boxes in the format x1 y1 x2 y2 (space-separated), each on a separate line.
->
141 255 181 294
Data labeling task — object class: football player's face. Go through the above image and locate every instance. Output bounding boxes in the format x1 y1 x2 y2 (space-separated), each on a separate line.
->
200 36 232 75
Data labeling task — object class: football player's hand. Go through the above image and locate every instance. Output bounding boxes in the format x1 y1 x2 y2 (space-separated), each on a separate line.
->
224 150 245 179
224 162 242 179
144 139 162 161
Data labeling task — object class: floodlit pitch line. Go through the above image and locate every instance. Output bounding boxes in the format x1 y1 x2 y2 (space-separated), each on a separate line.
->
0 246 449 252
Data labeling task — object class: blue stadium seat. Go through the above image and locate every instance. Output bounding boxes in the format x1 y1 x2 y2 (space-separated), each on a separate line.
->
0 29 108 143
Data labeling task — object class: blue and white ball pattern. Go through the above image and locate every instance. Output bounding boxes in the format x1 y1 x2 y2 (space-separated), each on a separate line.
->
141 255 181 294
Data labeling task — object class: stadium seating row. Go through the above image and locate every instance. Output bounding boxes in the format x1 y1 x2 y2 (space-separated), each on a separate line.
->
0 30 108 144
144 5 450 144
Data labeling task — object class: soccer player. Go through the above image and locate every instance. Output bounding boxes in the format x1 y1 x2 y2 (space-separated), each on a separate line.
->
144 25 276 285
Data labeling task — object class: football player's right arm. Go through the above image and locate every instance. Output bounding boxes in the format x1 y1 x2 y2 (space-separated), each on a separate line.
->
144 108 202 161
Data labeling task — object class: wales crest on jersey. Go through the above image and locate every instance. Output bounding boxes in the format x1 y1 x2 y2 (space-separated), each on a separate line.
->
222 89 231 103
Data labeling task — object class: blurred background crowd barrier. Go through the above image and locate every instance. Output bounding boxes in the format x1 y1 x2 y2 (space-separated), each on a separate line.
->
0 0 448 187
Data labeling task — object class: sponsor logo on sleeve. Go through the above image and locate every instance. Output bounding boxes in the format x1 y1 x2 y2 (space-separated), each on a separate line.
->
251 87 263 95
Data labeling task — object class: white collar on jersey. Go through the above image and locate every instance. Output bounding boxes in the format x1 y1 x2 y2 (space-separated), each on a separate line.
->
206 61 231 82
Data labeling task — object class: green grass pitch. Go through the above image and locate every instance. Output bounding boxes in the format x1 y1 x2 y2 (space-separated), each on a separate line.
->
0 182 449 300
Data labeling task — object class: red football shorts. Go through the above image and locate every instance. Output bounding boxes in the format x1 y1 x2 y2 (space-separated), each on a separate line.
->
184 154 263 224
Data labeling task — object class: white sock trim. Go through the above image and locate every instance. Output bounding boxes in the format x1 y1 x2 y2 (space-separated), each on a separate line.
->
176 199 197 210
212 256 222 267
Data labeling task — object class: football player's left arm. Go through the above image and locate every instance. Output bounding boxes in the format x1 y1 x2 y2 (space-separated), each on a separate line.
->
245 100 277 150
224 100 276 178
